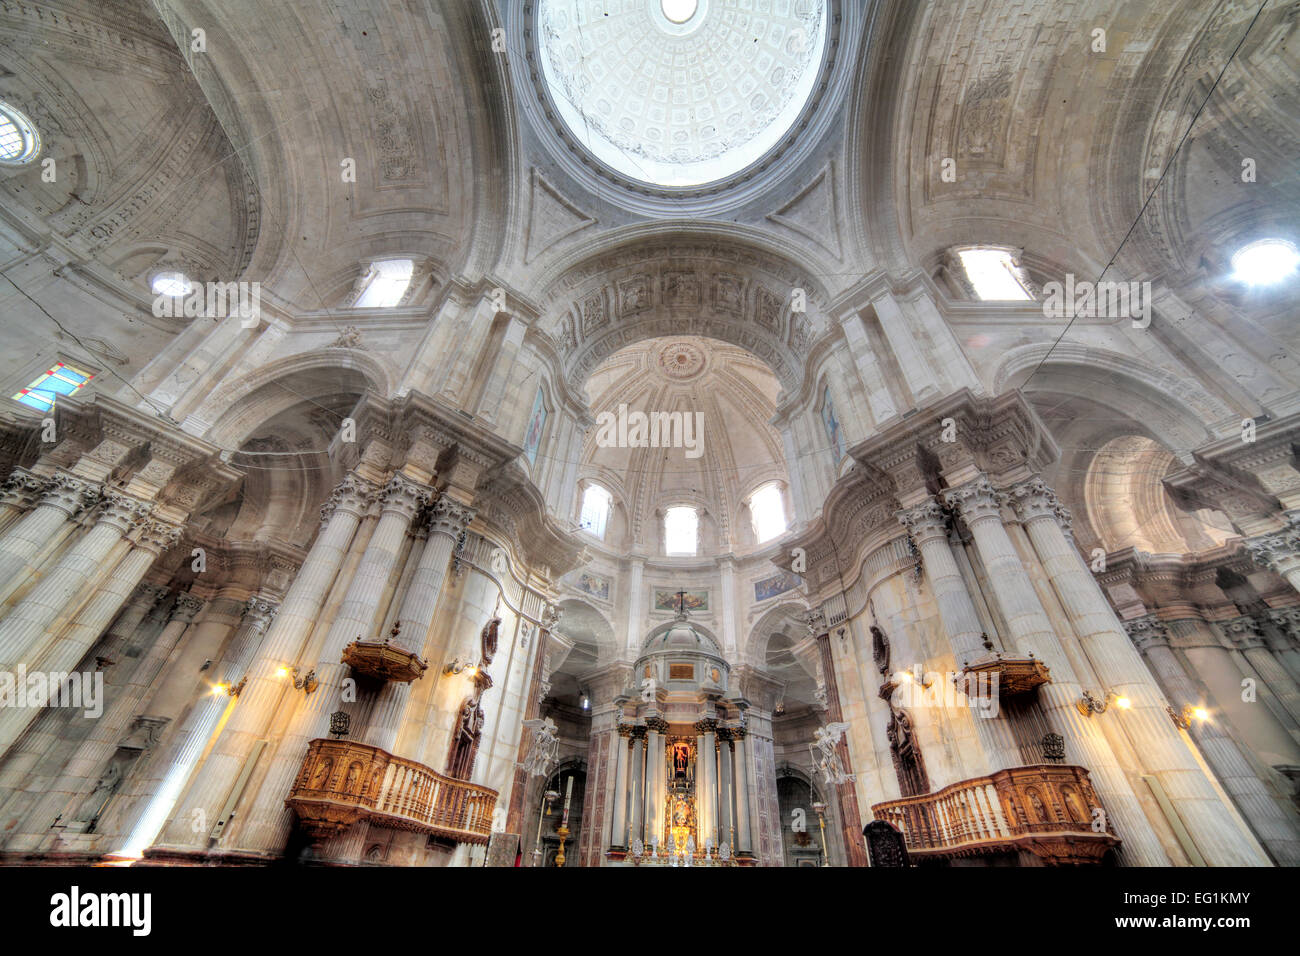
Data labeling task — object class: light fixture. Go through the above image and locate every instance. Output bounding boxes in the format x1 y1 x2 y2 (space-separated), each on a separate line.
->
1076 689 1126 717
1191 706 1209 722
150 271 192 298
444 658 477 676
1114 696 1132 710
1231 238 1299 286
283 667 316 694
1169 704 1210 730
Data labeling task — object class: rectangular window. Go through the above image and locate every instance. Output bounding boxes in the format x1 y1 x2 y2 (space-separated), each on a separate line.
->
11 362 93 412
664 506 698 556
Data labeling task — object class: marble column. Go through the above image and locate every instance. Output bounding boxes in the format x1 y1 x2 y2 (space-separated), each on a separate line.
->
609 724 632 850
733 727 753 855
944 475 1171 866
365 496 475 751
0 519 181 757
897 499 1020 769
717 734 734 851
1246 518 1300 597
0 489 152 675
155 474 374 851
0 473 100 609
644 717 667 849
628 728 646 844
695 718 717 851
1221 616 1300 726
1126 616 1300 866
1265 607 1300 685
1007 476 1271 867
233 473 429 855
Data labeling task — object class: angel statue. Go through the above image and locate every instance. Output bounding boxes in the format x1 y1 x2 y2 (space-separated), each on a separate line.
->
810 721 855 787
520 717 560 777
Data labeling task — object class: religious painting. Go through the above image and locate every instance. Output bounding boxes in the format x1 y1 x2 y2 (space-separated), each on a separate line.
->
754 569 802 602
523 386 547 466
654 588 709 612
821 385 846 463
575 571 610 601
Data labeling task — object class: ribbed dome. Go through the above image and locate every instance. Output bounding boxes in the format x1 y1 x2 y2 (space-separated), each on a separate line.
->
644 619 718 652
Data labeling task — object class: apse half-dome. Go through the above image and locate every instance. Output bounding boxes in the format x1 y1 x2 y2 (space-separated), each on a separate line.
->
537 0 828 187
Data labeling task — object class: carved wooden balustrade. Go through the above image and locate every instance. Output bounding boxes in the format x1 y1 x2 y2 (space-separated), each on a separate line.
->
286 738 497 845
870 764 1118 865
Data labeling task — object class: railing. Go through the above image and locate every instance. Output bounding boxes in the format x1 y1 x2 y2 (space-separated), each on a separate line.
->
871 764 1118 864
286 739 497 845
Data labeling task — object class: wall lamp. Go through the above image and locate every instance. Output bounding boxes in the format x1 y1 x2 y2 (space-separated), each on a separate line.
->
1168 704 1210 730
276 665 317 694
1076 690 1130 717
444 658 478 677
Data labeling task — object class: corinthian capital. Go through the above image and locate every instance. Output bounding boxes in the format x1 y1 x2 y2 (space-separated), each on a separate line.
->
0 467 47 510
895 498 948 543
1244 525 1300 576
136 518 184 554
1220 616 1266 650
39 472 101 517
1123 615 1169 653
170 592 207 623
320 473 378 527
942 475 1003 524
242 597 279 630
378 472 432 521
98 489 154 533
427 495 477 540
1005 477 1063 524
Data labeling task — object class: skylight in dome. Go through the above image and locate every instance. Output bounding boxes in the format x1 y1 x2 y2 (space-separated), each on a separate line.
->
579 483 612 539
750 484 787 543
354 258 415 308
665 506 699 556
958 248 1033 301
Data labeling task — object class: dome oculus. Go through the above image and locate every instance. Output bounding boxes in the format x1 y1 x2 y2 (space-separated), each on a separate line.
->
538 0 827 187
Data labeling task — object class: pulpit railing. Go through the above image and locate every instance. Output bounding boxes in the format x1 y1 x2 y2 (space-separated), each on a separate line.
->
286 738 496 845
870 764 1117 864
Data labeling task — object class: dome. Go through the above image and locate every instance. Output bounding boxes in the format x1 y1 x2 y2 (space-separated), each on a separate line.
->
644 618 719 653
537 0 828 187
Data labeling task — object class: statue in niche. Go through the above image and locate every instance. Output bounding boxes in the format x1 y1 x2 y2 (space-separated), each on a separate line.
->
887 707 929 798
447 696 486 781
673 742 690 777
73 759 125 825
871 624 890 676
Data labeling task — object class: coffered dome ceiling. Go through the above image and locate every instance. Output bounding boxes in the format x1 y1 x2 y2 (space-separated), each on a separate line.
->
537 0 827 186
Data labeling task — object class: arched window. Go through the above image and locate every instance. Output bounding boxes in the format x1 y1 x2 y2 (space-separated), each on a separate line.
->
0 102 40 166
664 506 698 556
354 258 414 308
749 483 787 543
957 247 1033 301
579 483 612 539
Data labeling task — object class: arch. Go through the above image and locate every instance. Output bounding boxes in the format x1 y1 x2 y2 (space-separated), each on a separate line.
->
202 348 390 449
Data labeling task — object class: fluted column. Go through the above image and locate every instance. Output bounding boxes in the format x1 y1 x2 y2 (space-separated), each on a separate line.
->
0 489 152 674
695 719 717 850
945 475 1170 865
1126 616 1300 866
155 474 373 852
644 716 667 848
1221 616 1300 726
233 473 429 854
0 473 100 608
897 499 1020 769
609 724 632 850
364 496 475 751
628 728 646 843
1008 476 1271 867
0 518 181 757
1265 607 1300 684
717 731 734 850
733 727 753 855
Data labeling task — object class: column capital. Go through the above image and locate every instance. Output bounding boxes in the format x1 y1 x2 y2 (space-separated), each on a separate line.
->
378 472 433 521
617 722 636 738
942 475 1003 524
134 517 184 554
804 607 828 640
242 597 279 629
645 716 669 734
170 592 207 624
0 467 46 509
98 489 154 534
895 498 949 543
1123 615 1170 652
1244 520 1300 576
38 471 101 517
1005 476 1064 524
694 718 718 735
1220 616 1267 650
320 473 378 528
426 494 477 540
1265 606 1300 642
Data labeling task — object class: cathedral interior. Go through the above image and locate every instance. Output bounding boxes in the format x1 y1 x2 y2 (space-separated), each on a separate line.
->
0 0 1298 871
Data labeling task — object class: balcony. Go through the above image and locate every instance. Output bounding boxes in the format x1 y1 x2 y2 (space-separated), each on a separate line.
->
959 654 1051 699
286 738 497 845
870 764 1118 865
